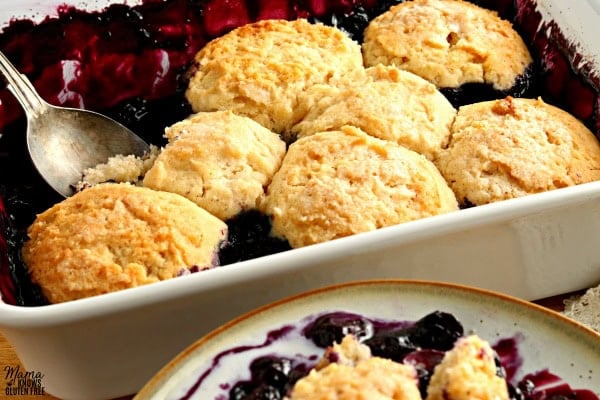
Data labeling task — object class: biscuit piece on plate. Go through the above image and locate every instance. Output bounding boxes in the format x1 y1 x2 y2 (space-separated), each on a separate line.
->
435 96 600 207
291 64 456 160
312 334 373 370
289 335 421 400
262 126 458 248
22 183 227 303
143 110 286 221
426 335 509 400
185 18 364 134
362 0 534 106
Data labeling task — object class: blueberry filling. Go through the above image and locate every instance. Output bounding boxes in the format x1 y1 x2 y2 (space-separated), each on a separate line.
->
403 310 464 351
0 191 48 306
440 63 540 108
220 210 291 266
303 311 377 347
229 356 310 400
403 349 446 398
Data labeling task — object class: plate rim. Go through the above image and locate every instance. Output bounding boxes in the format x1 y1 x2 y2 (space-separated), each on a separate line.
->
134 278 600 399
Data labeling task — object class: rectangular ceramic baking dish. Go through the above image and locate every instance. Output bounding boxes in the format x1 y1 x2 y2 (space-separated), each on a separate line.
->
1 0 600 399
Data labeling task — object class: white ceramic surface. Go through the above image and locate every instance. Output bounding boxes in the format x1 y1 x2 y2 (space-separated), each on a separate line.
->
135 280 600 399
0 1 600 399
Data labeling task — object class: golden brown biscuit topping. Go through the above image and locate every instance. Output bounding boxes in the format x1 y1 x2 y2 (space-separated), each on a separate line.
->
362 0 533 90
22 183 227 303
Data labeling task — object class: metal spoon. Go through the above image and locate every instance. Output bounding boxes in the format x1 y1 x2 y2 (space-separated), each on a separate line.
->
0 51 150 197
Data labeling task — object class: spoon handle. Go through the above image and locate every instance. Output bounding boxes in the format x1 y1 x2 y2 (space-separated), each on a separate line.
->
0 51 47 118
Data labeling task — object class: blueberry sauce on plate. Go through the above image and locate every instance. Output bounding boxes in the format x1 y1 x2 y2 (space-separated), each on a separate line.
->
0 0 599 306
177 310 599 400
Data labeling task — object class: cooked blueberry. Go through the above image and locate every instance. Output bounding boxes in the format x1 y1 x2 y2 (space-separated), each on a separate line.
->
308 2 407 43
230 378 286 400
107 97 150 131
404 349 445 398
495 353 507 378
367 0 405 19
518 379 536 397
250 356 292 391
286 363 311 389
407 311 463 351
230 381 255 400
364 333 418 362
304 312 374 348
202 0 251 37
219 210 291 265
0 200 48 306
106 95 192 146
511 63 541 98
247 384 282 400
331 6 371 42
441 63 539 108
104 3 144 22
507 383 526 400
460 198 477 209
249 0 294 20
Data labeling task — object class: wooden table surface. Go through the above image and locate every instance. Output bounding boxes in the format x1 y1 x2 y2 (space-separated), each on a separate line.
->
0 293 577 400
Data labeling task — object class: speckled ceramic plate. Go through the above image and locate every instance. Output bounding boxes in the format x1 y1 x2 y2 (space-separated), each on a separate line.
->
135 280 600 400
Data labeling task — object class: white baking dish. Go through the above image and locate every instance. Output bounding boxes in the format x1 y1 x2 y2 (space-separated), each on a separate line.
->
1 1 600 399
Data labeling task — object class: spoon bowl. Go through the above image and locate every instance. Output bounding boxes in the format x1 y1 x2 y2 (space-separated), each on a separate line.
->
0 51 149 197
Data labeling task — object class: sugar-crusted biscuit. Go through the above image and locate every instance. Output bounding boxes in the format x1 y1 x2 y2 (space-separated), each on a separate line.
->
291 64 456 160
362 0 532 91
313 335 373 371
289 353 421 400
22 183 227 303
435 97 600 206
143 111 286 221
262 126 458 248
426 335 509 400
185 18 364 134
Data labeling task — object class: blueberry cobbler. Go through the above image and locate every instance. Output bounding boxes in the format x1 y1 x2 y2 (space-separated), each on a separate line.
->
1 0 600 306
169 310 599 400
